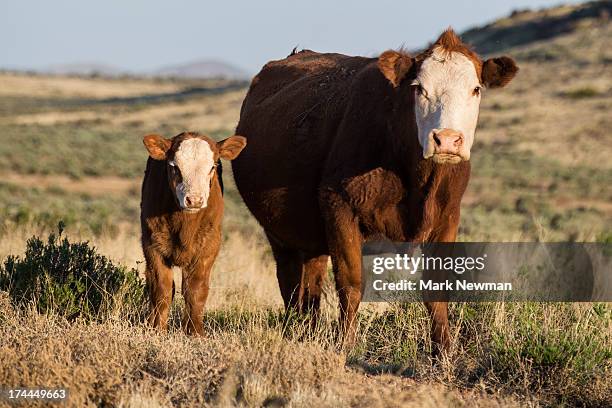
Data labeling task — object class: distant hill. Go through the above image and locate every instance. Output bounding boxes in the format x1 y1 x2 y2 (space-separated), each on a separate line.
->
153 59 249 80
35 59 249 80
461 0 611 54
43 62 125 77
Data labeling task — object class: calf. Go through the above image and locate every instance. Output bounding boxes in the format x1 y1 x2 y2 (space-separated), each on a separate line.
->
141 132 246 334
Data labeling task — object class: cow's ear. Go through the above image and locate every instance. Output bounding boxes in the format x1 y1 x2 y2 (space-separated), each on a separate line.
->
143 134 171 160
378 50 414 88
482 56 519 88
218 135 247 160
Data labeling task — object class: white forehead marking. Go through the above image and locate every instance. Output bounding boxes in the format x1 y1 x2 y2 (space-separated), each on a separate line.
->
418 47 480 91
174 138 214 169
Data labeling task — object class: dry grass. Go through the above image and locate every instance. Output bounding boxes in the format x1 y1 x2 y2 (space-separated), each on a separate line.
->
0 295 531 408
0 227 610 407
0 294 608 407
0 173 138 196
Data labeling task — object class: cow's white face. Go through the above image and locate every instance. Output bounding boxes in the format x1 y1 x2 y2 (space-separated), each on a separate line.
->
413 47 482 164
378 30 517 165
169 138 216 212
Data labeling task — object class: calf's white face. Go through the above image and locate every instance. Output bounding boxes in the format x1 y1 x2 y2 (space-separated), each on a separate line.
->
413 47 481 164
143 133 247 213
169 138 215 211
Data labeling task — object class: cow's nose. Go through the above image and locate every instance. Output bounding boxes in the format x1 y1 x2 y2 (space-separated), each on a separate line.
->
432 129 463 154
185 195 203 208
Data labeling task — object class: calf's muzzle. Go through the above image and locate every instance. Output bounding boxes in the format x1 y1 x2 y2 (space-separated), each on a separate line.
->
184 195 204 210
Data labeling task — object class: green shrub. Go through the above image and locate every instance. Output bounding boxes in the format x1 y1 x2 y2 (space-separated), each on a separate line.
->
489 303 611 386
0 223 145 321
561 87 601 99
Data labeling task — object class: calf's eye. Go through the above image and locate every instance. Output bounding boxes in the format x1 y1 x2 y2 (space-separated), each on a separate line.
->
473 86 481 96
167 162 181 178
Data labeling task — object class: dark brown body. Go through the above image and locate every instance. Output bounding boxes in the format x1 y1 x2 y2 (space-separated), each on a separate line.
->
140 151 224 335
233 50 471 350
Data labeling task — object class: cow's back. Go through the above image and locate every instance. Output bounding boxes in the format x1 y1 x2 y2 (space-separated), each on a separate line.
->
233 51 374 250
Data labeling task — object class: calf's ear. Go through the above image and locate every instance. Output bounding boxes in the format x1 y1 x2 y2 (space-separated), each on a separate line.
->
481 56 519 88
143 134 171 160
218 135 247 160
378 50 414 88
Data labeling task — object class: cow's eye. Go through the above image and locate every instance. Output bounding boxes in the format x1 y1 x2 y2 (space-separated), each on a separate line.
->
168 161 176 167
414 84 429 99
473 86 481 96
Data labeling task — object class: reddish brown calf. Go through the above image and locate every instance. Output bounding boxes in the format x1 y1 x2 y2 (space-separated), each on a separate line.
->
140 132 246 335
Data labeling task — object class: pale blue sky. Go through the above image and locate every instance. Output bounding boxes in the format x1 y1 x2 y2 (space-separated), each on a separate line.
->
1 0 581 73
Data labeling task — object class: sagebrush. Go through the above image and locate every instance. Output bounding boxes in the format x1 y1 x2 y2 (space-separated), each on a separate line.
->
0 224 145 321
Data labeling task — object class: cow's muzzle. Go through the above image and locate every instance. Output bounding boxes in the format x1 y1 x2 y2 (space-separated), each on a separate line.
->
427 129 467 164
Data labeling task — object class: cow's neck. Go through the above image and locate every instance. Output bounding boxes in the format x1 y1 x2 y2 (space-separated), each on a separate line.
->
384 107 471 241
403 155 470 241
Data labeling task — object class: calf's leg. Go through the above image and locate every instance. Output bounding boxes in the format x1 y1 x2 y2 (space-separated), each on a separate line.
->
144 250 174 331
182 249 218 335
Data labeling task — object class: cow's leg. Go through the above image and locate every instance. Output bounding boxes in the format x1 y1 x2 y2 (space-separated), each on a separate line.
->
425 218 459 355
423 258 451 355
181 248 218 336
425 301 450 355
319 191 363 346
330 240 362 347
300 254 329 316
144 249 174 331
266 231 304 310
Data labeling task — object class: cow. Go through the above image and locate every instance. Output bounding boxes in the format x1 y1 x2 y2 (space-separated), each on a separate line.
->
232 29 518 353
141 132 246 335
